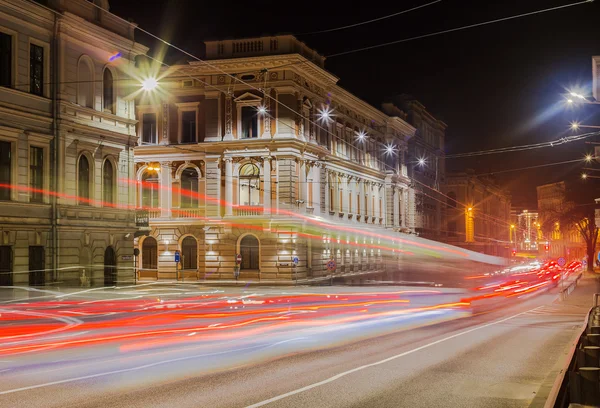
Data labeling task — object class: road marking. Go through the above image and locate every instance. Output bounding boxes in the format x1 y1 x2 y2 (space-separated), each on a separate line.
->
244 305 545 408
0 338 308 395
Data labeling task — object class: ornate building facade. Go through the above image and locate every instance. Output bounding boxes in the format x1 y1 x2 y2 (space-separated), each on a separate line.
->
382 95 446 241
0 0 147 286
443 172 511 257
133 35 418 282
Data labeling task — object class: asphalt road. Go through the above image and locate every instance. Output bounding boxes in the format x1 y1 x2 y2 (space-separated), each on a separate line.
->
0 283 588 408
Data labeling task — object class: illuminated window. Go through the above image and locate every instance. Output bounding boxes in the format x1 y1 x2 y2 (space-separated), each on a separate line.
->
349 192 352 213
239 163 260 205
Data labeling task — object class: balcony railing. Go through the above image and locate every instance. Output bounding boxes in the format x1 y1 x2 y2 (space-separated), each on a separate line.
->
172 207 203 219
234 205 263 216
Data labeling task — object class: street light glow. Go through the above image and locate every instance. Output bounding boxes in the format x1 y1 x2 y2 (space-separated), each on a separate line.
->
417 157 426 166
567 98 573 104
317 106 333 123
582 173 588 180
585 154 593 163
384 144 396 155
357 130 367 141
142 77 158 91
257 105 267 115
571 121 580 130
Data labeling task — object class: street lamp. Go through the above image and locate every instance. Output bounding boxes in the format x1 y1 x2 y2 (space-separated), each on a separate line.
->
417 157 426 166
142 77 158 91
582 173 588 180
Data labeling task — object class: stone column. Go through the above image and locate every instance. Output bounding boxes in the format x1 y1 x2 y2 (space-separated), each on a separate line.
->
393 187 400 227
224 157 233 216
401 188 407 228
223 95 234 141
160 162 171 218
262 89 271 139
324 169 330 213
299 160 306 208
297 95 305 141
309 106 317 145
263 156 271 215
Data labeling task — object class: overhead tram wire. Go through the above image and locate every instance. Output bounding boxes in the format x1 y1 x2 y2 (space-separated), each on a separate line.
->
445 131 600 159
325 0 593 58
297 0 442 36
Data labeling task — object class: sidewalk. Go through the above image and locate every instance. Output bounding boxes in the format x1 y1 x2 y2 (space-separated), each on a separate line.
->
532 272 600 407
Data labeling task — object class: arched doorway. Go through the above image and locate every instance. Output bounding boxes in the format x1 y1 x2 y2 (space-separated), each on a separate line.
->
240 235 259 270
142 237 157 271
104 246 117 286
181 236 197 271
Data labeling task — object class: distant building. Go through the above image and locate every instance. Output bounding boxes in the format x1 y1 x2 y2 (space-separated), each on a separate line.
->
443 172 511 257
536 181 585 260
510 208 541 252
382 95 446 241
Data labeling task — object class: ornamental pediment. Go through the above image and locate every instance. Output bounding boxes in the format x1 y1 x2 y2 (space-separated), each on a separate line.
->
234 92 263 102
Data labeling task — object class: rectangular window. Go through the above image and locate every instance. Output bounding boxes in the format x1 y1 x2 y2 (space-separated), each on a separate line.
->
30 146 43 202
357 193 360 215
142 113 157 144
181 111 196 143
308 181 313 207
241 106 258 138
364 195 368 216
30 43 43 96
379 199 382 218
0 141 10 200
0 32 11 88
339 190 343 212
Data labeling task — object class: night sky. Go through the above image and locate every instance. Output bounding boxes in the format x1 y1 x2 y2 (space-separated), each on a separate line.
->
111 0 600 207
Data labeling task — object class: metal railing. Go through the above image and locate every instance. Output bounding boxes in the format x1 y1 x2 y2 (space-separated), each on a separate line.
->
173 207 203 219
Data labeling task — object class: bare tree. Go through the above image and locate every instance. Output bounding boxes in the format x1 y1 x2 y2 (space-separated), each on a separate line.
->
541 202 598 272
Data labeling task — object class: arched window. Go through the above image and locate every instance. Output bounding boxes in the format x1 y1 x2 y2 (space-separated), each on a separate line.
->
180 168 199 208
239 163 260 206
103 159 114 205
240 235 259 270
103 68 114 113
78 155 91 205
141 170 159 208
181 236 197 270
447 192 457 208
142 237 157 270
77 58 93 108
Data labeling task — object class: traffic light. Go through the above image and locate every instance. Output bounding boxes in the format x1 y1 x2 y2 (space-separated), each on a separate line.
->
544 244 549 251
512 249 517 256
